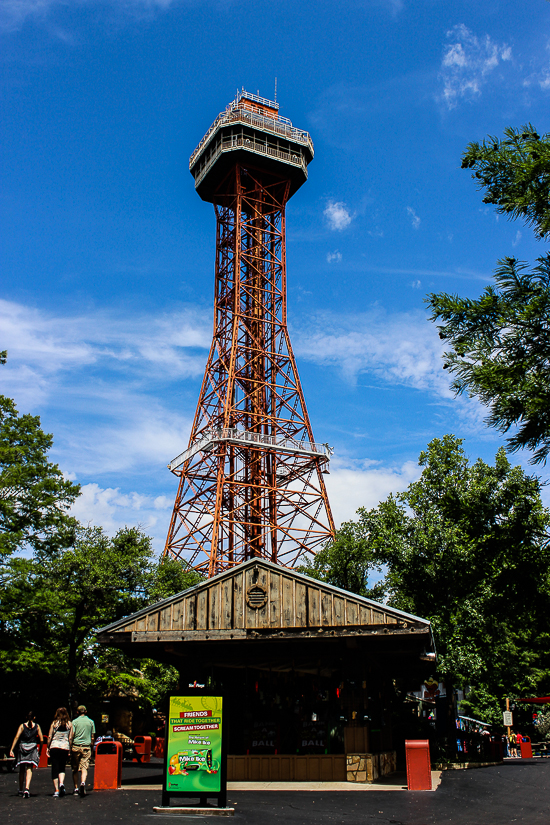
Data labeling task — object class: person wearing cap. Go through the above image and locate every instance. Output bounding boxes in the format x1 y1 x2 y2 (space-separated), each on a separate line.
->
70 705 95 796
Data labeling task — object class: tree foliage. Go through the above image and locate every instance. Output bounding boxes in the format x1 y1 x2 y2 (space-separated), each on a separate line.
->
1 526 152 690
300 519 385 600
0 395 80 557
315 436 550 724
148 555 202 603
428 123 550 463
0 392 203 736
537 710 550 740
428 256 550 463
1 520 202 726
461 124 550 239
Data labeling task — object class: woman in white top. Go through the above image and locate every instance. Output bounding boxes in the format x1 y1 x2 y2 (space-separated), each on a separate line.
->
47 708 73 797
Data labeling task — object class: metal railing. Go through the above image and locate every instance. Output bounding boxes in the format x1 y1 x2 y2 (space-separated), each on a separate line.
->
169 428 332 472
193 135 307 189
189 107 312 170
235 89 281 112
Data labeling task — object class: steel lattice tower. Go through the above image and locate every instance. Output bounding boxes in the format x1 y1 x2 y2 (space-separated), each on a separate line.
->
164 90 335 577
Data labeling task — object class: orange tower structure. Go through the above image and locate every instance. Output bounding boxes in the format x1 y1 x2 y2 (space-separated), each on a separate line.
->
164 90 335 577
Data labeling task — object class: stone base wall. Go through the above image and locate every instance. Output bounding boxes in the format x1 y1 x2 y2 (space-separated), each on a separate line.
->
346 751 397 783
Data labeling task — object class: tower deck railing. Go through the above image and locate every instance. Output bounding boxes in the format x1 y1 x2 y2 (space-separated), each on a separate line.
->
189 106 313 170
193 134 308 191
169 428 331 472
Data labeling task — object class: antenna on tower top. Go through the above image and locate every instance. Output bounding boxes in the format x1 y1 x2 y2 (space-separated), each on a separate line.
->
274 77 278 103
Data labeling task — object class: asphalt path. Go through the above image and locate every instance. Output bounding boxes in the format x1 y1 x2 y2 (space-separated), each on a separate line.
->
1 758 549 825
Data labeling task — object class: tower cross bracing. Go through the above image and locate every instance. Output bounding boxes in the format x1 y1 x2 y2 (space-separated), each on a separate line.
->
163 90 335 577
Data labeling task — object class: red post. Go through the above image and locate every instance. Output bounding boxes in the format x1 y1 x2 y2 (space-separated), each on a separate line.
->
38 743 49 768
93 741 123 790
405 740 432 790
133 735 152 763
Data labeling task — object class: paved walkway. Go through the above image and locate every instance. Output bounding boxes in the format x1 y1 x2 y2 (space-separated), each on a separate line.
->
1 758 548 824
227 774 443 791
124 771 442 792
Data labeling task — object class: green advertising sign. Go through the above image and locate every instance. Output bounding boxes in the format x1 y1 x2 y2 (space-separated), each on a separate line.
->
165 695 223 794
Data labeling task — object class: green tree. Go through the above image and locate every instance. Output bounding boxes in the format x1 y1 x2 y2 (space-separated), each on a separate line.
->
0 395 80 558
43 525 155 689
461 124 550 239
0 391 201 731
0 521 202 727
428 257 550 463
428 125 550 463
77 559 201 720
371 437 550 720
316 436 550 734
537 709 550 740
0 525 153 697
300 518 385 600
147 555 202 603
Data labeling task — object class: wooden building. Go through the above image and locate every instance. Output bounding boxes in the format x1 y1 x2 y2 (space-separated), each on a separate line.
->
97 558 435 781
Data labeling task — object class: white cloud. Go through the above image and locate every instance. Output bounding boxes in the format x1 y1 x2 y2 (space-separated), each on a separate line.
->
3 296 487 553
411 280 421 289
512 230 522 247
0 298 210 409
55 397 192 476
406 206 421 230
71 482 173 551
294 308 487 437
327 250 342 263
294 308 450 394
71 460 421 547
1 298 208 476
326 459 419 525
523 42 550 91
439 24 512 109
368 227 384 238
324 200 354 231
0 0 175 32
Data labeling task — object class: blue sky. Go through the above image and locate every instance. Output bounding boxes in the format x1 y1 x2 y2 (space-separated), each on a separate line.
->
2 0 550 551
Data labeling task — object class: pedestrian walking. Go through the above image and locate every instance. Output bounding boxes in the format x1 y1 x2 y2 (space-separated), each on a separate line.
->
516 731 523 755
9 711 44 798
70 705 95 796
46 707 73 797
509 730 517 758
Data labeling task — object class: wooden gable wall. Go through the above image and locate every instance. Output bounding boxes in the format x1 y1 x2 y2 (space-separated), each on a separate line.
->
113 564 409 636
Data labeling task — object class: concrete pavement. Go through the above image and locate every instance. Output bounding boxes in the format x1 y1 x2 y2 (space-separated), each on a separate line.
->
1 757 548 824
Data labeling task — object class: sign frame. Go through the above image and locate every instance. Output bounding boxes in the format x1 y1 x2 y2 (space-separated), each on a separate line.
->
161 691 227 809
503 711 513 727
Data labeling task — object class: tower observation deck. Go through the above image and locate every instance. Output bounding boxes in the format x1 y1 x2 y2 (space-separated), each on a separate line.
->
189 89 314 201
164 90 335 577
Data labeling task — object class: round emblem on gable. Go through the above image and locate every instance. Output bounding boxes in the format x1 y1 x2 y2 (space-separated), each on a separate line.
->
246 584 268 609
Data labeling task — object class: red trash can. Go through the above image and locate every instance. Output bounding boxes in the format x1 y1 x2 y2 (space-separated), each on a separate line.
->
133 735 152 763
154 737 165 759
38 743 49 768
93 741 123 790
405 740 432 790
520 736 533 759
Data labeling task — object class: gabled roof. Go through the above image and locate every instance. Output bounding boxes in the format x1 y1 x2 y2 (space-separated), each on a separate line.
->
97 558 431 645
